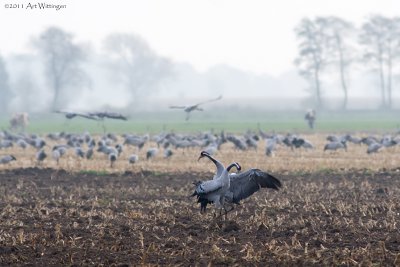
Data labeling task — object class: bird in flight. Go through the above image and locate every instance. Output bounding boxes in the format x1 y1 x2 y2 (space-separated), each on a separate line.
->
169 95 222 120
54 110 127 121
54 110 101 120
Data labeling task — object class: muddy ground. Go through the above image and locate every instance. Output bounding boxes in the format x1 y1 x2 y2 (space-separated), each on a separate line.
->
0 168 399 266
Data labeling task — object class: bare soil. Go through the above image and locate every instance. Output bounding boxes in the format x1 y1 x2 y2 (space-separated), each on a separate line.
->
0 167 399 266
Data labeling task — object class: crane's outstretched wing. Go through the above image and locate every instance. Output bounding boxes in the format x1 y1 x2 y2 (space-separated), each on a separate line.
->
227 169 281 204
54 110 100 120
89 112 127 121
195 95 223 106
169 106 187 109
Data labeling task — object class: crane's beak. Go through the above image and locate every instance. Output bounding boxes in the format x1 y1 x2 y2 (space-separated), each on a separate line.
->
197 155 203 161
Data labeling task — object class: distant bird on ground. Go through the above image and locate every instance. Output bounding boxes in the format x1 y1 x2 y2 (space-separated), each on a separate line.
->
305 109 316 129
86 147 94 159
75 147 85 158
265 138 277 156
16 139 28 149
164 149 173 159
367 142 383 154
52 145 68 156
204 144 218 155
115 144 123 155
108 153 118 167
36 149 47 164
283 135 306 150
0 155 16 164
128 154 139 164
324 141 347 152
34 138 46 150
0 140 13 149
52 149 61 164
146 148 159 160
169 95 222 120
301 139 314 149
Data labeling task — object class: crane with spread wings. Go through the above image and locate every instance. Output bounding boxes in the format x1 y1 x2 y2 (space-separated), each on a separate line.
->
54 110 128 133
54 110 127 121
54 110 101 121
169 95 222 120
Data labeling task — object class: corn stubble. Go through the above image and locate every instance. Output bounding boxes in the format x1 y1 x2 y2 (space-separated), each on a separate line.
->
0 133 399 265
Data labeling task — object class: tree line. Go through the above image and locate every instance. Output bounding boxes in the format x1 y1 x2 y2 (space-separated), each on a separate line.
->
295 15 400 110
0 27 172 114
1 15 400 114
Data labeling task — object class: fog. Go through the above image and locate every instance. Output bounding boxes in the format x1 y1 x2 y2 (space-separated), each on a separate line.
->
1 12 400 114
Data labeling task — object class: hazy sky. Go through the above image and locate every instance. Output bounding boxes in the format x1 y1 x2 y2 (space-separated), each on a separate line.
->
0 0 399 76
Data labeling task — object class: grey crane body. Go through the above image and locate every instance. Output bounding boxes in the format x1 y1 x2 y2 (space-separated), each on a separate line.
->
108 153 117 167
302 139 314 149
227 135 247 151
85 147 94 159
245 137 258 150
53 145 68 156
123 136 146 149
128 154 139 164
36 149 47 163
52 149 61 164
195 169 281 212
0 140 13 149
192 162 241 212
0 155 16 164
367 142 383 154
324 141 347 152
204 144 218 156
146 148 159 160
361 137 379 146
305 109 316 129
75 147 85 158
164 149 173 159
282 135 305 150
265 138 277 156
115 144 123 155
16 139 28 149
89 111 127 121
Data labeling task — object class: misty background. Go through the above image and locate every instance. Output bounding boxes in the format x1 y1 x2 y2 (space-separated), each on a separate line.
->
1 14 400 115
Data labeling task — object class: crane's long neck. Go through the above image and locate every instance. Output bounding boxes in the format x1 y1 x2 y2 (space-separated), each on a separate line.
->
227 162 240 172
204 154 225 178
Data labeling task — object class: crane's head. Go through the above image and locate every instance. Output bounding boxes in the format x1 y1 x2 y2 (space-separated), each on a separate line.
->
10 155 16 161
227 162 241 172
198 151 210 161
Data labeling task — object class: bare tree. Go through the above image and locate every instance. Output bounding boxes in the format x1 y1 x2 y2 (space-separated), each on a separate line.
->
295 18 328 109
103 33 172 108
360 15 400 109
13 71 37 112
33 27 88 110
318 17 354 110
0 55 13 113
